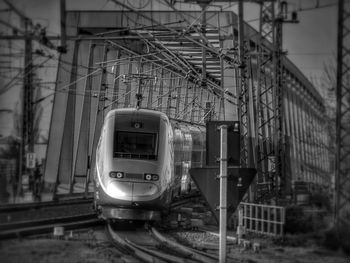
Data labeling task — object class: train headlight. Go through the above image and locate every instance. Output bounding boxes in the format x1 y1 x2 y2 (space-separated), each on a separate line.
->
144 174 152 181
106 182 127 198
110 171 124 179
152 174 159 181
144 173 159 181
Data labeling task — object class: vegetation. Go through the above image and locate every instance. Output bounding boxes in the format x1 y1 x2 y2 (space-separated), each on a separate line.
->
309 192 332 212
322 224 350 254
284 205 321 234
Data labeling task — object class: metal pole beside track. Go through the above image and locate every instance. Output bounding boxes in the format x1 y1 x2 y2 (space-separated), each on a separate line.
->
219 125 228 263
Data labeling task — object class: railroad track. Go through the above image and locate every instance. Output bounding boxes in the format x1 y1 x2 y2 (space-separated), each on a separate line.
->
0 212 102 239
169 192 201 209
0 196 95 225
0 197 93 213
107 223 217 263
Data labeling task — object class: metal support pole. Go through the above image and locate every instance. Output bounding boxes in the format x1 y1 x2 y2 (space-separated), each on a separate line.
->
219 125 228 263
60 0 66 52
335 0 350 230
19 20 34 197
238 0 251 168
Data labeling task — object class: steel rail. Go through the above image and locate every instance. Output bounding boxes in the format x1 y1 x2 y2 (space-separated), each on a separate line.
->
170 192 202 209
184 227 242 262
0 197 93 213
0 213 96 231
0 213 102 239
107 224 169 263
151 227 217 263
107 224 202 263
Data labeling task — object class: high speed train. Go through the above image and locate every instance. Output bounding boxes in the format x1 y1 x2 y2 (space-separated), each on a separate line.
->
93 108 206 221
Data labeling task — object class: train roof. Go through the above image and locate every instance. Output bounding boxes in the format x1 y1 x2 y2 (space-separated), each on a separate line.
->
105 108 169 120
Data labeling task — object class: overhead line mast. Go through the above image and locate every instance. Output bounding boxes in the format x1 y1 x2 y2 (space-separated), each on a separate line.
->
1 0 67 197
188 0 297 202
335 0 350 232
255 0 298 202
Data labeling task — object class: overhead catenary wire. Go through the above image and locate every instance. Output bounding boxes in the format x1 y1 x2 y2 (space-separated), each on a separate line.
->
109 7 231 96
109 0 239 66
104 33 225 98
0 7 230 108
0 55 52 95
31 57 215 104
1 3 224 130
0 2 240 116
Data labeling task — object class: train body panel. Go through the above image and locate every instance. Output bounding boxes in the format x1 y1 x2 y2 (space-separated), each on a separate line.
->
94 108 205 221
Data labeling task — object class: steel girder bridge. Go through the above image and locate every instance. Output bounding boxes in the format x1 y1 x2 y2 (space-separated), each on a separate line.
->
40 4 330 205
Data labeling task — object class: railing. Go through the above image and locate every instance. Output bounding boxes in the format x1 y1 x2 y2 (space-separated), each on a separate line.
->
239 202 285 236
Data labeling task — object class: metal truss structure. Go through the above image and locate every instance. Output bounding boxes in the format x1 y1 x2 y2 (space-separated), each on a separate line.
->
273 7 285 201
255 0 299 203
44 8 329 198
0 0 59 196
43 8 240 196
255 1 278 202
0 1 331 203
335 0 350 230
237 1 253 169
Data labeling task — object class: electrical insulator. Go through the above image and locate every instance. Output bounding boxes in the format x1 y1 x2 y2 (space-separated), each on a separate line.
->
122 74 126 83
280 1 288 19
291 11 298 22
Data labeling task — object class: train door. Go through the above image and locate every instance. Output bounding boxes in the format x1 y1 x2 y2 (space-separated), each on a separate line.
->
174 126 184 182
171 124 183 196
188 126 205 192
181 125 192 193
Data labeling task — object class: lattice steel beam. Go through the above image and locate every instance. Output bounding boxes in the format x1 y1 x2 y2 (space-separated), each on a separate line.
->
255 0 297 202
335 0 350 228
238 0 253 169
20 21 34 196
255 1 276 201
273 13 284 199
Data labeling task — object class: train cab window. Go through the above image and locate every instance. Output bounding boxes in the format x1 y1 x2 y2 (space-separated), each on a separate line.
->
114 131 157 160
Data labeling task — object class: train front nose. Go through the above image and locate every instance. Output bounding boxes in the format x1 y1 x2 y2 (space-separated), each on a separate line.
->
98 180 162 221
106 181 159 200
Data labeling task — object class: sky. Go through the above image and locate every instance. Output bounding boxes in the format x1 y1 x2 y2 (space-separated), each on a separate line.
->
280 0 338 89
2 0 339 79
0 0 339 139
242 0 338 93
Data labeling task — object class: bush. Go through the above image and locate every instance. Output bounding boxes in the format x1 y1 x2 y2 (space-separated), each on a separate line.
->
273 234 309 247
323 227 341 250
324 225 350 254
285 204 331 234
309 192 332 212
285 205 314 234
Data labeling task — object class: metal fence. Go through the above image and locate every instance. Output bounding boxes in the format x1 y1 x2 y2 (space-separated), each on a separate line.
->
239 202 285 236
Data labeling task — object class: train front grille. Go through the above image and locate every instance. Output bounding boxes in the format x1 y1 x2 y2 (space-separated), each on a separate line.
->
125 173 143 180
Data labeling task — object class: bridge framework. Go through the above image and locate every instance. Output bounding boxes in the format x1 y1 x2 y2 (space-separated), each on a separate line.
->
38 8 330 203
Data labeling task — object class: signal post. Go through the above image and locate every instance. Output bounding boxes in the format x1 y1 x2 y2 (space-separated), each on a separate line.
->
219 125 228 263
190 121 257 263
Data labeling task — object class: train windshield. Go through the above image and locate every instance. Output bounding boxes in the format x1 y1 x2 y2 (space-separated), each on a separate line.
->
114 131 157 160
